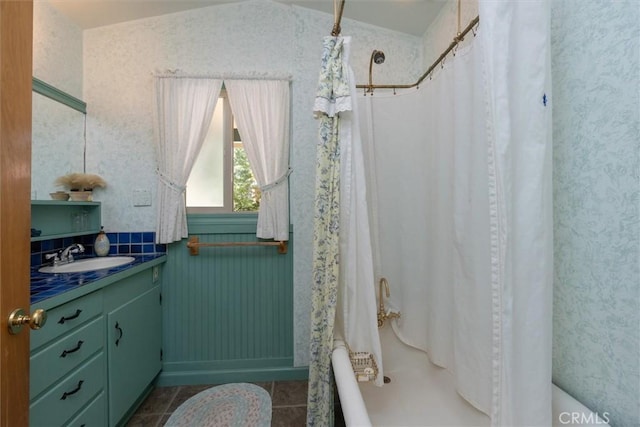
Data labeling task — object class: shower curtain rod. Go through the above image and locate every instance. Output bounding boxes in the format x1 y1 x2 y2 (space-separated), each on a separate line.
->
356 15 480 93
332 0 346 36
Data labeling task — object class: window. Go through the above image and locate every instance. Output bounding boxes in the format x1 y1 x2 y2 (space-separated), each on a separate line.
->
186 90 260 213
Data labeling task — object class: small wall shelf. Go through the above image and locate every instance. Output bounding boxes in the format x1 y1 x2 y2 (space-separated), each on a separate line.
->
31 200 101 241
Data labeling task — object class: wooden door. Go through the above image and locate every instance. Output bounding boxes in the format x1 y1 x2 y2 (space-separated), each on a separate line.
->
0 1 33 426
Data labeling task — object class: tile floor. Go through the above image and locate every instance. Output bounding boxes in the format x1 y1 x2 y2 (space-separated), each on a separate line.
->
126 380 346 427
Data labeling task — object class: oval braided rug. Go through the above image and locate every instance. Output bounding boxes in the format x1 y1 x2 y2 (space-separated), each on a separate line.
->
164 383 272 427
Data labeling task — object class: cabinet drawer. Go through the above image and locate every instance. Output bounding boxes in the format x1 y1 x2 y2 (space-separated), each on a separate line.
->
30 316 104 400
31 290 103 350
66 391 107 427
30 352 105 427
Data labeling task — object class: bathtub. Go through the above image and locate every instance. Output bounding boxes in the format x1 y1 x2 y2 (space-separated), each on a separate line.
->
333 323 610 427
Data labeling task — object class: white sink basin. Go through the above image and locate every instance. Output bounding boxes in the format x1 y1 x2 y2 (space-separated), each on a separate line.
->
39 256 135 274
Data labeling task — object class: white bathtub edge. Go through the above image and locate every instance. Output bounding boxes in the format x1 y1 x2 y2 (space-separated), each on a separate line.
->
552 384 611 427
332 339 373 427
334 334 608 427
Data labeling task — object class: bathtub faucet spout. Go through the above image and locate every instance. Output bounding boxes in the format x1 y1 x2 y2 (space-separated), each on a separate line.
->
377 278 400 328
379 277 389 314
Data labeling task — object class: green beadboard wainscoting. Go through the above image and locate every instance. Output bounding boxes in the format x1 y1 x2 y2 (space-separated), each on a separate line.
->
157 214 306 386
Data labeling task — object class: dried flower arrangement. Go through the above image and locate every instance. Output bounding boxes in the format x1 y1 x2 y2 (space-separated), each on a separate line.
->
54 173 107 191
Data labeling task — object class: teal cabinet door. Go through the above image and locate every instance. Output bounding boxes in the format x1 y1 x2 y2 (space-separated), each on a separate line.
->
107 285 161 426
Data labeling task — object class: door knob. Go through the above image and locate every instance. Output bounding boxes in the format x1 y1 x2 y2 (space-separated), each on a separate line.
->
8 308 47 335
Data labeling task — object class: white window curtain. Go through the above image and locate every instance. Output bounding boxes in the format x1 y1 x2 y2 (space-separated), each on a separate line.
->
154 77 223 244
225 80 291 241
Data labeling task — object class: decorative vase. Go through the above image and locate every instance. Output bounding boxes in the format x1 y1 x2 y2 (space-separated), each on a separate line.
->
94 226 110 257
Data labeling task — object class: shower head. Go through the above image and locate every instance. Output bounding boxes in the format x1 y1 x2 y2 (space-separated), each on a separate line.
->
367 49 386 93
372 50 386 65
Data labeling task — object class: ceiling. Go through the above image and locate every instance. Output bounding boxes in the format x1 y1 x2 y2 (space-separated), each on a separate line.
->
47 0 447 37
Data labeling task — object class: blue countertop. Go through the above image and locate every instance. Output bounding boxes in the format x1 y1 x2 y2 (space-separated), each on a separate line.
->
31 254 166 305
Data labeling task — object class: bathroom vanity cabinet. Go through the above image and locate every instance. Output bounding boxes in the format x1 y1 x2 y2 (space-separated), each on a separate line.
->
29 265 162 426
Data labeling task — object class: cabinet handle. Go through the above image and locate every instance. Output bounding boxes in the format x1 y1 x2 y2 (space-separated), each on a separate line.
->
60 380 84 400
58 309 82 324
60 340 84 358
115 322 123 346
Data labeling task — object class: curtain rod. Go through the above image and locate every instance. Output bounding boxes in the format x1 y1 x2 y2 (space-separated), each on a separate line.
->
153 70 292 81
356 15 480 93
332 0 346 36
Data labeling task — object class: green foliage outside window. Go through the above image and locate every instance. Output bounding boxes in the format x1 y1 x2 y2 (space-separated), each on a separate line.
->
233 147 260 212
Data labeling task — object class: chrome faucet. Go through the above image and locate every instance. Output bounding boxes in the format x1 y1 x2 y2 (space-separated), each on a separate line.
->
46 243 85 266
377 277 400 328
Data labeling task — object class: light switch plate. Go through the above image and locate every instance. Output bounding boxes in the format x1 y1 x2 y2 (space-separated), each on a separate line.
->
133 189 152 207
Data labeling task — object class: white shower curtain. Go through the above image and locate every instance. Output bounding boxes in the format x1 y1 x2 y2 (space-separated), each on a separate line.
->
336 37 384 388
360 1 553 425
362 40 493 411
480 1 553 423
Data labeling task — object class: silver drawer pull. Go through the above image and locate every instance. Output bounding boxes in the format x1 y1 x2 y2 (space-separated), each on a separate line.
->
60 380 84 400
60 340 84 358
58 309 82 324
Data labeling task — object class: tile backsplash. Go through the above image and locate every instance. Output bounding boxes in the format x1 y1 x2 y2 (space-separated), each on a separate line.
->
31 232 167 268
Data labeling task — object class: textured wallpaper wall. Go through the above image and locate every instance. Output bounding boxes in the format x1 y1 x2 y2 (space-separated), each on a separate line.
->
80 0 422 366
551 1 640 426
33 1 83 98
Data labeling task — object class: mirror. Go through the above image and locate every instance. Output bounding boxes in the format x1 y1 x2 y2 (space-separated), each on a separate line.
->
31 78 87 200
32 0 85 200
